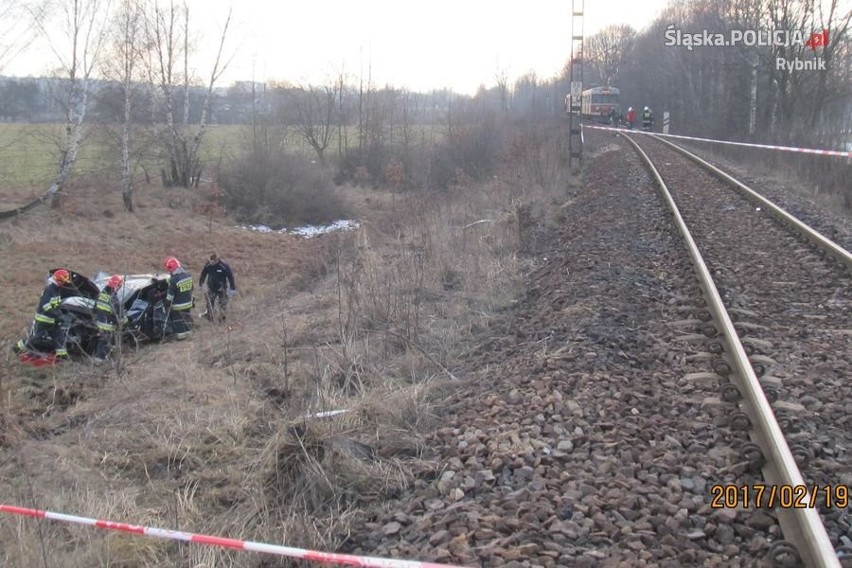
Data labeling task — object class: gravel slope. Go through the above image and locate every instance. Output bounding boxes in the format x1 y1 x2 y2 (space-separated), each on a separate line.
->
341 132 807 567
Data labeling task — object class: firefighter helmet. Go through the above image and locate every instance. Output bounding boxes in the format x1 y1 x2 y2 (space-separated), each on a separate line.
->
107 275 124 289
53 269 72 286
163 256 181 272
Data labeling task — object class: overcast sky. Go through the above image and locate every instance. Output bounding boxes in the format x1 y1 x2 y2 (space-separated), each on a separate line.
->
4 0 673 94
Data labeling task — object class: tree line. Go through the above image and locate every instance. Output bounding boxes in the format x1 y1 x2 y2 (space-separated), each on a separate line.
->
1 0 847 218
581 0 851 149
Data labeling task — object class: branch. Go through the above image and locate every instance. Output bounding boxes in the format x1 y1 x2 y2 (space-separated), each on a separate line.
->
367 326 460 382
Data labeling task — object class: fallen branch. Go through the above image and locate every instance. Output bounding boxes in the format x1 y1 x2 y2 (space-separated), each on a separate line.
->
0 187 58 221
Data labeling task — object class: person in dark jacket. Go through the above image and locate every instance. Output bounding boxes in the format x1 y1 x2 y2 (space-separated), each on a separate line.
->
93 274 125 364
163 256 194 339
199 252 236 322
15 268 75 358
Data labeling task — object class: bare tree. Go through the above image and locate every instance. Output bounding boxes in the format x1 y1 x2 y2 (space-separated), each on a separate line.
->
357 50 373 153
336 70 347 158
145 0 232 187
585 25 636 87
805 0 851 139
495 66 510 113
28 0 112 207
0 1 36 72
608 0 850 146
738 0 850 144
291 82 339 165
101 0 146 211
513 71 541 119
397 87 415 162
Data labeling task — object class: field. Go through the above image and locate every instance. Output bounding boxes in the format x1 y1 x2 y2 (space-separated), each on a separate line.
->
0 124 66 194
0 123 257 194
0 120 570 565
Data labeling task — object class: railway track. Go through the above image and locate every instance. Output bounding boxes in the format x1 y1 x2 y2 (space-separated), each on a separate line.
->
625 132 851 567
341 129 849 567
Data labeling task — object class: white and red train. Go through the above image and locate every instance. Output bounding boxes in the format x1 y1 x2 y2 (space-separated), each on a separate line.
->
565 86 621 124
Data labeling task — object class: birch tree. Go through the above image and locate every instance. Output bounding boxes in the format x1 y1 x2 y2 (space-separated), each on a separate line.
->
29 0 112 207
101 0 146 211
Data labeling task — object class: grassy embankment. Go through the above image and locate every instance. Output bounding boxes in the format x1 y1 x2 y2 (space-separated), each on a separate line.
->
0 121 572 565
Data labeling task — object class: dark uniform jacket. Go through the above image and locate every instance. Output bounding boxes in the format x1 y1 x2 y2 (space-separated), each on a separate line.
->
34 282 66 326
94 286 122 332
200 260 235 293
166 267 194 312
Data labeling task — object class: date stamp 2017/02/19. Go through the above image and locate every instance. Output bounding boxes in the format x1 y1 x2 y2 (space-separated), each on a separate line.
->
710 484 849 509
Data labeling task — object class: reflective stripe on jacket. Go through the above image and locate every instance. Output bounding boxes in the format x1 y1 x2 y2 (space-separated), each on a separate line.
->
167 268 194 311
34 282 63 325
95 288 121 332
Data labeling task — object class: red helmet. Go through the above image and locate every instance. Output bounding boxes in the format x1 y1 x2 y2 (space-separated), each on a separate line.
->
107 275 124 289
163 256 181 272
53 269 72 286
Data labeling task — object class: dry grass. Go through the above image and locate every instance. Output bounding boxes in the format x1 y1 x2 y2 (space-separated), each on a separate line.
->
0 124 572 566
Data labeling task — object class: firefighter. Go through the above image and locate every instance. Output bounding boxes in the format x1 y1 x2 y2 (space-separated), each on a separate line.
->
642 106 654 131
15 268 74 359
199 252 236 322
93 275 124 364
162 256 194 339
626 107 636 130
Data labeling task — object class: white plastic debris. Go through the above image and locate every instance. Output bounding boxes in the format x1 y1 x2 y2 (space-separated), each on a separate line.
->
239 219 360 238
306 409 350 419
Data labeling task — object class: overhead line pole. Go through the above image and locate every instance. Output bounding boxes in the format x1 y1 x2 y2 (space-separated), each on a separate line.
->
568 0 584 175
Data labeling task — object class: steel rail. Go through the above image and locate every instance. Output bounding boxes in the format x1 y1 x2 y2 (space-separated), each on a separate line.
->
648 134 852 270
623 133 840 568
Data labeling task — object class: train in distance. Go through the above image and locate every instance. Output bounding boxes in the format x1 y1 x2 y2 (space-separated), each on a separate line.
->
564 86 621 124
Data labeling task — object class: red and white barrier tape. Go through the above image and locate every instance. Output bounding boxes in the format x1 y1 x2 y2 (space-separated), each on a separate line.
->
0 504 469 568
582 124 851 158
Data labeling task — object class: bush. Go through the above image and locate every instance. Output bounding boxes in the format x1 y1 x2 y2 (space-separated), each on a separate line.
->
333 143 391 188
219 150 349 228
333 112 508 192
430 116 505 189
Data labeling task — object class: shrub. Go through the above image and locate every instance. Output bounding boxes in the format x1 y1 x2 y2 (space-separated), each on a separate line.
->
333 143 391 188
430 116 505 189
219 149 349 228
334 112 508 191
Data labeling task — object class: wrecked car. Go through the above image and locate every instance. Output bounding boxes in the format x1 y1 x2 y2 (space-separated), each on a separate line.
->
16 268 184 365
